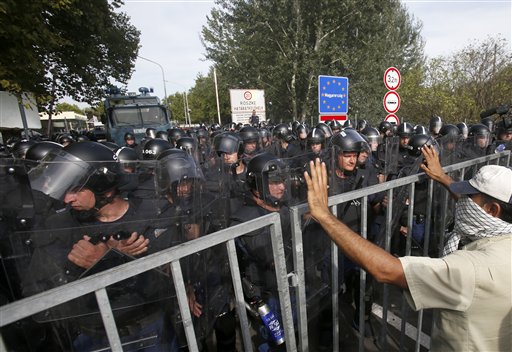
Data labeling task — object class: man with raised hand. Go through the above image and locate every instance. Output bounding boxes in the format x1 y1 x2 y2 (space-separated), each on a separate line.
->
304 146 512 351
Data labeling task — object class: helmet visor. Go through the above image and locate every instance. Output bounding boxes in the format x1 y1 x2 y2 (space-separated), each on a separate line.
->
28 150 94 200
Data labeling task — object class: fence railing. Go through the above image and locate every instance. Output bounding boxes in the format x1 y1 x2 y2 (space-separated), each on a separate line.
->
0 150 509 351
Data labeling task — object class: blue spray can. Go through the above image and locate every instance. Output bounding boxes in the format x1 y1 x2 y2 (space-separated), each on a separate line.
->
256 299 285 345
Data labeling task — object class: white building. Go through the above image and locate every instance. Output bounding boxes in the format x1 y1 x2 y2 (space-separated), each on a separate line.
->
39 111 89 133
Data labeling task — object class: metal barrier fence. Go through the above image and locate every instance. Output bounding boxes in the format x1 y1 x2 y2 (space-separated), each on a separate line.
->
0 150 509 351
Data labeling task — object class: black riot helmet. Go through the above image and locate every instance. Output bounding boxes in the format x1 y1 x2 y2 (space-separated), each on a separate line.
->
145 128 157 139
397 122 414 137
480 117 495 133
259 128 272 147
25 141 63 162
167 128 185 146
330 128 366 154
407 134 438 157
343 119 355 129
295 123 309 139
496 118 512 139
224 122 237 131
259 128 271 139
115 146 139 171
307 128 326 148
414 125 429 136
468 123 491 148
327 120 343 132
439 124 461 138
315 123 333 138
361 126 381 152
11 139 37 159
176 136 198 155
186 129 198 140
156 130 169 141
124 132 135 142
142 138 172 160
246 152 288 207
57 134 75 146
456 122 469 140
196 128 209 141
239 126 260 144
357 119 369 132
291 121 301 133
429 115 443 135
273 123 294 142
156 150 204 201
28 141 120 201
210 123 221 132
213 132 243 157
379 121 393 135
361 126 380 140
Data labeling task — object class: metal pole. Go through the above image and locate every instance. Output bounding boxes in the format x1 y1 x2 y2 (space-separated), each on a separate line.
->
17 99 30 139
138 55 168 106
182 92 187 126
185 91 191 126
214 67 222 125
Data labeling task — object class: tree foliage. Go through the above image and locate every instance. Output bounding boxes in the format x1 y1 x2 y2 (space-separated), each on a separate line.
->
202 0 424 122
188 69 231 125
0 0 140 108
55 102 84 115
400 36 512 125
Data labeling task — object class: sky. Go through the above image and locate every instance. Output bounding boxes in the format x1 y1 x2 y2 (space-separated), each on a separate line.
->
68 0 511 107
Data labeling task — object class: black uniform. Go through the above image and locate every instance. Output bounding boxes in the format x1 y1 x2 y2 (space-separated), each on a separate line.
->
22 198 178 351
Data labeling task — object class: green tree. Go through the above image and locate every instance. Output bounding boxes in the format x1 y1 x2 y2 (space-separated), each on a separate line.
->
400 36 511 125
55 102 84 115
84 102 105 120
188 69 231 125
166 92 187 124
202 0 424 122
0 0 140 108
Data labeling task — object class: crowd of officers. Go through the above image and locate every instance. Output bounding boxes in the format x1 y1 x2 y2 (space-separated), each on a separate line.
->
1 112 511 351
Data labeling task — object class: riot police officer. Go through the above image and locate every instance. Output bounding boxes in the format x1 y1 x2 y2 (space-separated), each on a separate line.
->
24 141 178 351
230 153 292 351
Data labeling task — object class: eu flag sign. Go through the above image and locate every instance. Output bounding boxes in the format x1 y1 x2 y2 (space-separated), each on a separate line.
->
318 75 349 114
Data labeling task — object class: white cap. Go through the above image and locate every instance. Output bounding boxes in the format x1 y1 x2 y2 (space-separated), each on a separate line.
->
450 165 512 204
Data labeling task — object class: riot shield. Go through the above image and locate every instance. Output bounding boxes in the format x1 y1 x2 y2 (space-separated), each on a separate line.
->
382 136 400 179
203 155 246 232
4 155 181 351
437 134 464 167
155 151 232 349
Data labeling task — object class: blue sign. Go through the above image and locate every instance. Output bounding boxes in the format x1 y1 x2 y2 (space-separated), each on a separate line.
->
318 75 349 114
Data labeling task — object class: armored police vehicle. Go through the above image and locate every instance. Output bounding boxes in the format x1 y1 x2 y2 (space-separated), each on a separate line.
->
101 86 172 145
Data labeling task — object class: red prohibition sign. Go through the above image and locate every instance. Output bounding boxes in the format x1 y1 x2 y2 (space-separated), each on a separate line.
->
383 91 401 114
384 67 401 90
244 91 253 100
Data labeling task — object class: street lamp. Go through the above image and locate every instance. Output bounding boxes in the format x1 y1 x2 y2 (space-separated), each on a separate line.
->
137 55 168 108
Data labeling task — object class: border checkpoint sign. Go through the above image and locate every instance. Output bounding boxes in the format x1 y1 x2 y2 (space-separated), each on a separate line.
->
318 76 348 119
